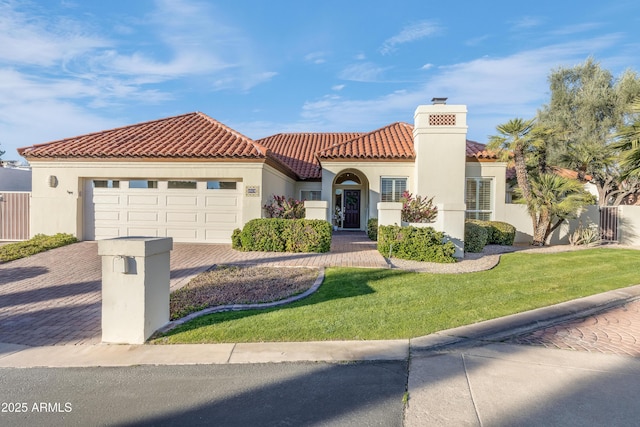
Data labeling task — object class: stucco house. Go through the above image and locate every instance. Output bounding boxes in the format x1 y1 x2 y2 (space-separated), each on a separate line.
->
18 100 507 254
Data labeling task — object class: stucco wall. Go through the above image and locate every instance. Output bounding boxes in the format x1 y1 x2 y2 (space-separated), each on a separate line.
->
29 160 268 240
321 161 414 227
503 204 600 245
619 205 640 246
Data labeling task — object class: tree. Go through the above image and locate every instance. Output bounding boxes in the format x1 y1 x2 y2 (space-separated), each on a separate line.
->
525 173 594 245
614 98 640 180
0 142 5 162
489 119 592 246
538 57 640 205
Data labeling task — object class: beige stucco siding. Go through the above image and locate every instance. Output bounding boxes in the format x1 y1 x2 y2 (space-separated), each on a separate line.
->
29 160 267 240
321 161 414 225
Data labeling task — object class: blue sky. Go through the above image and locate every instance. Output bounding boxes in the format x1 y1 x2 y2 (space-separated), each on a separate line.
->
1 0 640 160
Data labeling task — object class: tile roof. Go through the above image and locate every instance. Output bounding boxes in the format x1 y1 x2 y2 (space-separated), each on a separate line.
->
316 122 415 160
18 112 269 160
465 139 496 159
18 112 498 180
257 132 364 179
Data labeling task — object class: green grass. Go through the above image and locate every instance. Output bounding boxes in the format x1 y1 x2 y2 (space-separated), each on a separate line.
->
153 248 640 344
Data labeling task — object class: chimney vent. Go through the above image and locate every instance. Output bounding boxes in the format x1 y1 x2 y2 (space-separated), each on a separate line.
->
431 97 447 105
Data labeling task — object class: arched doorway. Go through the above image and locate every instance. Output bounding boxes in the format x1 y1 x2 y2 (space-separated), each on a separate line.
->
333 170 368 230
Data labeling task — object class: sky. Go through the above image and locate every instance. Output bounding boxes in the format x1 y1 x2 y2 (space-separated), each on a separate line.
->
1 0 640 161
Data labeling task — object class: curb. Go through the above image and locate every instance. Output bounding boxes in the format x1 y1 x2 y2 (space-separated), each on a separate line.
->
410 283 640 352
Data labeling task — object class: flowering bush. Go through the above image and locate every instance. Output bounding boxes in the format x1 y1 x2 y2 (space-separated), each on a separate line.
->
400 191 437 223
263 195 305 219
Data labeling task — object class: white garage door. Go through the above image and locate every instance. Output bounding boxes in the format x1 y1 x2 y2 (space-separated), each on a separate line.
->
85 179 242 243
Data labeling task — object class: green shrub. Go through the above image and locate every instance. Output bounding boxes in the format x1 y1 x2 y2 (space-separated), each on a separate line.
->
400 191 438 223
231 228 243 250
488 221 516 246
367 218 378 241
0 233 78 262
378 225 456 263
464 221 488 253
236 218 331 253
282 219 332 253
466 219 516 246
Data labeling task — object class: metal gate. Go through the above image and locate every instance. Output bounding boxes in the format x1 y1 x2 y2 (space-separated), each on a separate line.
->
0 192 30 241
599 206 619 242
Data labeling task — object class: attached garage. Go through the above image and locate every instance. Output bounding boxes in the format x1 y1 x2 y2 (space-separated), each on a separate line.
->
84 179 242 243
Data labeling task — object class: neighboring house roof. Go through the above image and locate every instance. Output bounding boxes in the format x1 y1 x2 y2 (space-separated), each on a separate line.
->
17 112 270 160
18 112 498 180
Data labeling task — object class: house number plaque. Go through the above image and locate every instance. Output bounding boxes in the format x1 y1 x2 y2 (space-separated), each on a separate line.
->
246 186 260 197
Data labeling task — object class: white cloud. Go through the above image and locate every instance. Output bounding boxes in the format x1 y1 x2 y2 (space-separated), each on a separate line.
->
300 36 625 141
304 51 327 64
339 62 389 82
380 21 441 55
421 63 434 70
332 84 346 91
510 16 544 30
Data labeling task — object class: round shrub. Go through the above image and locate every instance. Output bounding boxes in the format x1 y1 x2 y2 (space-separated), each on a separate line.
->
464 221 488 253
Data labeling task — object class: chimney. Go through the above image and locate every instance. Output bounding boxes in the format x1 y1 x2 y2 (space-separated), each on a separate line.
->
413 99 468 257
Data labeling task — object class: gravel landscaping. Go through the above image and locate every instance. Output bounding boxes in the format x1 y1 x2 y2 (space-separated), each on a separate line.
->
170 265 320 320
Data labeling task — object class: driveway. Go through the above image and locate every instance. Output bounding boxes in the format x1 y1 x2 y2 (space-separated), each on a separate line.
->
0 233 387 346
1 234 639 353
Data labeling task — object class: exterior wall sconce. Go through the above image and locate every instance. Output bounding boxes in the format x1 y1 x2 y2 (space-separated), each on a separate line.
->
48 175 58 188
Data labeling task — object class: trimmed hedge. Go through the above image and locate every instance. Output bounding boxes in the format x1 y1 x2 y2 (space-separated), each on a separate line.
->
464 220 516 253
378 225 456 263
466 219 516 246
464 221 488 253
0 233 78 262
232 218 331 253
367 218 378 241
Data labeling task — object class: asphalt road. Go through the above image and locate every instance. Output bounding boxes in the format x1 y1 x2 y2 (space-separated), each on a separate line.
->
0 361 407 426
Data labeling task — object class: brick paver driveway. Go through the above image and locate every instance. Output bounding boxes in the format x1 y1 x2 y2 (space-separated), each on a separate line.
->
0 232 386 346
510 299 640 357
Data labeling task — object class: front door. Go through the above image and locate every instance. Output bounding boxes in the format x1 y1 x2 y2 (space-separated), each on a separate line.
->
343 189 361 229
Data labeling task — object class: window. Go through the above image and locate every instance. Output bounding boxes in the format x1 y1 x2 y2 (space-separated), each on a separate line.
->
129 180 158 189
93 180 119 189
168 180 197 189
301 190 321 201
207 180 237 190
381 177 407 202
466 178 493 220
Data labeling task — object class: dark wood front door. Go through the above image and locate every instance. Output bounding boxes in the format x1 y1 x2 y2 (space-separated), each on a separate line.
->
343 189 361 229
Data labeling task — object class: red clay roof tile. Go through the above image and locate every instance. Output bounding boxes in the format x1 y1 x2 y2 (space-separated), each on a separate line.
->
18 112 497 180
257 132 364 179
18 112 269 160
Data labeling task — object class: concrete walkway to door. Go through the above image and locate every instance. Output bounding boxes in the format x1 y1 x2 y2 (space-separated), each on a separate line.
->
0 232 386 346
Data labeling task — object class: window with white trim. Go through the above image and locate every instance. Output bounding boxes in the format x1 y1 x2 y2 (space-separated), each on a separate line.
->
381 177 407 202
301 190 321 201
466 178 493 220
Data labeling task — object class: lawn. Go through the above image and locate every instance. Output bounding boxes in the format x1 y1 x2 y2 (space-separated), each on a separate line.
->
153 248 640 344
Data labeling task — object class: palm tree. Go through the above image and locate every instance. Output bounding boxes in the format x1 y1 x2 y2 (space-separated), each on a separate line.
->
615 99 640 179
488 118 536 202
524 173 593 245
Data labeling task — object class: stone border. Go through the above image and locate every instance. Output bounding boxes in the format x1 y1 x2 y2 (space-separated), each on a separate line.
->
156 267 325 335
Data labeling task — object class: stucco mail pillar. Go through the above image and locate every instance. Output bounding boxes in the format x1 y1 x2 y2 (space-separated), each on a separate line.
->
414 100 468 257
304 200 329 221
98 237 173 344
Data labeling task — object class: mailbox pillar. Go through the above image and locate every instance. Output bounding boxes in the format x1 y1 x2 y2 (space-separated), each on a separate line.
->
98 237 173 344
